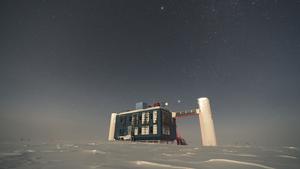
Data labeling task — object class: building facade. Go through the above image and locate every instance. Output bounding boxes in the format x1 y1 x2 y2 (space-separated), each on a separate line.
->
109 98 217 146
112 106 176 142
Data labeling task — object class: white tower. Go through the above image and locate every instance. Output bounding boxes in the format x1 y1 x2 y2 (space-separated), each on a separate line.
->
108 113 117 141
198 97 217 146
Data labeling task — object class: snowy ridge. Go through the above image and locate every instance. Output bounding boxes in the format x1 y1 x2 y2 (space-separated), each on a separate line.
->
134 160 194 169
204 159 275 169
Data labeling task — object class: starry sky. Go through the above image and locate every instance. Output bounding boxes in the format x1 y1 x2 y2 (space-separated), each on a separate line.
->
0 0 300 146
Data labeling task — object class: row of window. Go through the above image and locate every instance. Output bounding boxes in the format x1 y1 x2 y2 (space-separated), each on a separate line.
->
129 111 158 125
134 125 158 135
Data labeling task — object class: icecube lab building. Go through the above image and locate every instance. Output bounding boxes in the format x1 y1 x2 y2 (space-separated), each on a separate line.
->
108 97 217 146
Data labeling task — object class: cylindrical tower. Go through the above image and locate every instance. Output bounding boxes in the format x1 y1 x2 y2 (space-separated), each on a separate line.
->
198 97 217 146
108 113 117 141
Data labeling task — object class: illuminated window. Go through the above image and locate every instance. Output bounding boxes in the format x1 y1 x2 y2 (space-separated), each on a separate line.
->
134 127 138 135
153 124 157 134
142 112 145 124
153 111 157 123
142 126 149 135
145 112 150 124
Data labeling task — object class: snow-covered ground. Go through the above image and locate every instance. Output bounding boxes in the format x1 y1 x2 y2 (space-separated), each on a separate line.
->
0 142 299 169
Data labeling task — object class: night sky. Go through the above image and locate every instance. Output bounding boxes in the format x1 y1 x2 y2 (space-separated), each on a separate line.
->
1 0 300 146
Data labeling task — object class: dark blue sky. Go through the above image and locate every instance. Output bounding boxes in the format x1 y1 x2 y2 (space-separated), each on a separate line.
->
0 0 300 146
